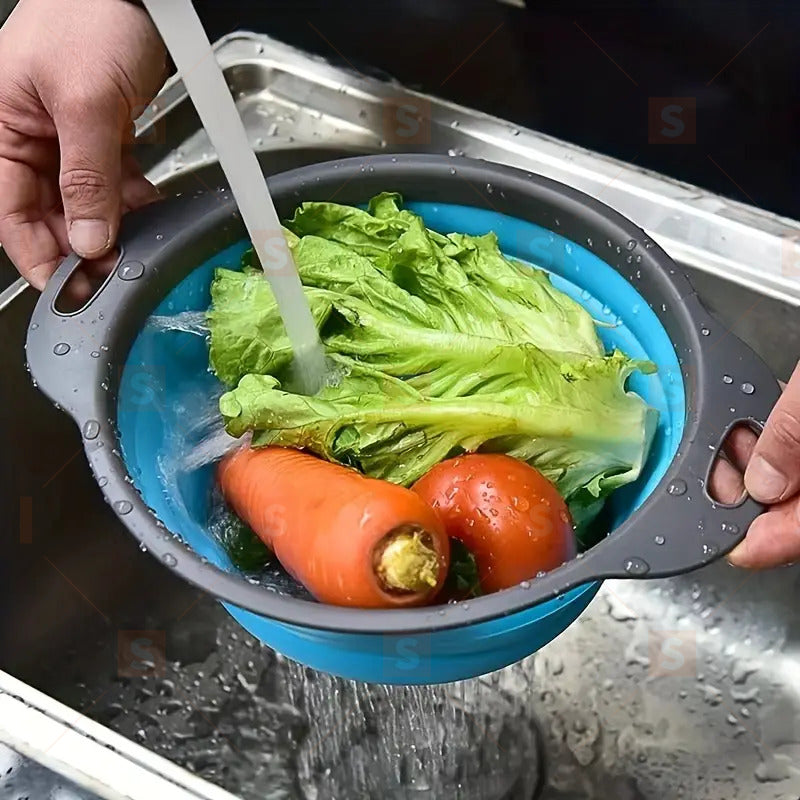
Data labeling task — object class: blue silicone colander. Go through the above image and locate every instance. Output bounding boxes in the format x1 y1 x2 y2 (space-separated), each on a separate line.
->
26 155 781 684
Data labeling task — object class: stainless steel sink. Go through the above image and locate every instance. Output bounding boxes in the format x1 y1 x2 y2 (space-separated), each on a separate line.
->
2 31 800 800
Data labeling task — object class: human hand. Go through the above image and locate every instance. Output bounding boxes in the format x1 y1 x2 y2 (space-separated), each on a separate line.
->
0 0 167 293
709 361 800 568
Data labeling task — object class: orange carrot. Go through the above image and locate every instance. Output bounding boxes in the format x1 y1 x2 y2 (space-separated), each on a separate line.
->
218 447 450 608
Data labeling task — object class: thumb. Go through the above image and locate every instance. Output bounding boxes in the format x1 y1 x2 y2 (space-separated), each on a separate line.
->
744 361 800 504
56 94 124 258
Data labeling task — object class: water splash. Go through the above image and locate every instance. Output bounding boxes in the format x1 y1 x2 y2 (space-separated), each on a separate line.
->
147 311 209 336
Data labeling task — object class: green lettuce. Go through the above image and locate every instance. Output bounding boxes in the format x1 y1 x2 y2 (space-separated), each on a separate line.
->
208 193 658 530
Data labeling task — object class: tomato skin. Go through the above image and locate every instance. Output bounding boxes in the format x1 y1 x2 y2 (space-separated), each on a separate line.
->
412 454 576 593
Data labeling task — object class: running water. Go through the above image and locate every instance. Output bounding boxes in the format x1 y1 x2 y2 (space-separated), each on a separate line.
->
146 310 209 336
142 0 327 395
81 610 543 800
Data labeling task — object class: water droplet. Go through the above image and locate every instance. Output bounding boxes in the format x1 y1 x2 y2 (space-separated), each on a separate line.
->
485 183 494 194
702 543 719 557
697 520 705 531
602 305 612 315
447 148 458 157
119 260 145 281
632 303 640 315
729 407 736 413
626 239 637 250
256 43 264 53
701 327 710 336
580 289 591 300
586 237 593 247
53 342 70 355
449 167 456 175
162 553 177 567
722 374 733 384
519 580 531 589
624 557 650 576
90 351 100 358
668 479 687 496
660 303 667 312
114 500 133 515
30 322 39 330
740 382 755 394
654 535 665 545
83 420 100 440
450 120 459 128
97 476 108 488
155 234 164 241
721 522 740 535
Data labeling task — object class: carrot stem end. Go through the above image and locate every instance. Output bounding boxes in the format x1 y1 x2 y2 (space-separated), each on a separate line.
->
376 530 440 594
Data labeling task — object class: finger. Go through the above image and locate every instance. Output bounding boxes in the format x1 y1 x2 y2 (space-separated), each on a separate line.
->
744 362 800 503
727 495 800 569
0 158 63 288
0 124 59 171
44 206 70 255
121 154 159 210
55 93 124 259
709 455 745 505
83 249 120 280
722 425 758 473
61 269 93 304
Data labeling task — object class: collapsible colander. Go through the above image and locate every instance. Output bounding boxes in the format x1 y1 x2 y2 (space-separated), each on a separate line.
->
26 155 780 684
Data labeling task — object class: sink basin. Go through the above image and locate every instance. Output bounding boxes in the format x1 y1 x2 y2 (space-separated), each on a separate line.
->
3 148 799 800
2 31 800 799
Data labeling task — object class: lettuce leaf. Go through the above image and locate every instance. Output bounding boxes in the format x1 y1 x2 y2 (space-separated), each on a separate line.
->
208 193 658 527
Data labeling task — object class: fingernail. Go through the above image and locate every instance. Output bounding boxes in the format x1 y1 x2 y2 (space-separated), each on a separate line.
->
745 455 788 503
69 220 110 257
727 542 749 568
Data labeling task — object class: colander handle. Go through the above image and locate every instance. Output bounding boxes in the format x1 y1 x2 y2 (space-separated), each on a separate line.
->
535 298 782 610
599 291 785 576
25 251 115 419
25 192 236 420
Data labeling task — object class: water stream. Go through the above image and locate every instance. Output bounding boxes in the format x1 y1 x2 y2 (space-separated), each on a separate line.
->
142 0 327 394
88 608 543 800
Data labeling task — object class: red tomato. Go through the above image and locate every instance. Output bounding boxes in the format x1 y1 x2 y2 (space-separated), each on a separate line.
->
413 454 576 593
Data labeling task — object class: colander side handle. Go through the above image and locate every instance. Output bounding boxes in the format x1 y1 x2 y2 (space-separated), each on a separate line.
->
25 192 237 419
572 294 782 582
25 252 112 416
